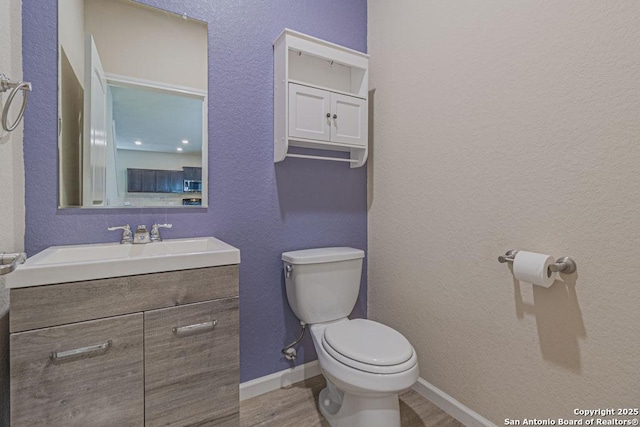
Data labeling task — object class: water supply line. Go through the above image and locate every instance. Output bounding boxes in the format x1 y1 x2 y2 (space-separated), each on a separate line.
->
282 321 307 361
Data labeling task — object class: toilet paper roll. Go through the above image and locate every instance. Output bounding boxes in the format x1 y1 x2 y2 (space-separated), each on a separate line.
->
513 251 556 288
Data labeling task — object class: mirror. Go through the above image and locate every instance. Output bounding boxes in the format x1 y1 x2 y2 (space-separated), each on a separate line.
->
58 0 208 208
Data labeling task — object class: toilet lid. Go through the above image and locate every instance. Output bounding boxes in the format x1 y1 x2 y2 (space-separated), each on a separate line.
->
323 319 414 367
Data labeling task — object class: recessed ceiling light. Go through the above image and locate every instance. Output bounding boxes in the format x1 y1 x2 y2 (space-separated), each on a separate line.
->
181 139 189 144
176 147 183 152
134 140 142 145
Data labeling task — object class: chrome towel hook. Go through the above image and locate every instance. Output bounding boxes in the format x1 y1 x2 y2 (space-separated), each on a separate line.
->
1 73 32 132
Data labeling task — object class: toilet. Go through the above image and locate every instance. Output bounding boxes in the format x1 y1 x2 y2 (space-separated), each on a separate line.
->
282 247 419 427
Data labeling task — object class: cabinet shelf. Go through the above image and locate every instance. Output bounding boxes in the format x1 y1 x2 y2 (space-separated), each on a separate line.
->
288 79 366 100
274 29 369 168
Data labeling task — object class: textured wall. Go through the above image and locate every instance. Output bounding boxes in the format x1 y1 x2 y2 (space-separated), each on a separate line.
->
22 0 367 382
0 0 24 424
368 0 640 423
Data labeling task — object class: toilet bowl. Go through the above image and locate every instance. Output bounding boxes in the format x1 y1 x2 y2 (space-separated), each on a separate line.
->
282 247 419 427
311 319 419 427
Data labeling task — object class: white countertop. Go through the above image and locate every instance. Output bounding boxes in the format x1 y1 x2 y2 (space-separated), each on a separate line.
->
4 237 240 289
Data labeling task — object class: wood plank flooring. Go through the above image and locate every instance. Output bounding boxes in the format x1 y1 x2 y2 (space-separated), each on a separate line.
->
240 375 464 427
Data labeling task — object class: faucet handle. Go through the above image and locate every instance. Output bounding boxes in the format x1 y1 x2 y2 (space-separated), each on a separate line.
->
108 225 133 244
150 223 172 242
153 223 172 230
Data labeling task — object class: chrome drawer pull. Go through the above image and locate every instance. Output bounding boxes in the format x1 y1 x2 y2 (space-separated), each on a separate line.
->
50 340 112 361
172 320 217 337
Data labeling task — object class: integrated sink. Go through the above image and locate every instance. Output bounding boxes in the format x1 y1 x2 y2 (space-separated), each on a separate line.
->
4 237 240 288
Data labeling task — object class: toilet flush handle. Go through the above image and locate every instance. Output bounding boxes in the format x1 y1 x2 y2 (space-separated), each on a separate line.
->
285 264 293 278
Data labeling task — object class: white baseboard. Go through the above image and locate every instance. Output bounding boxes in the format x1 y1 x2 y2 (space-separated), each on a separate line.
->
412 377 495 427
240 361 321 401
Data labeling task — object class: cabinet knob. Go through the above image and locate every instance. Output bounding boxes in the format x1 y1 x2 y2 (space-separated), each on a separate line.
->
326 113 330 118
333 114 337 119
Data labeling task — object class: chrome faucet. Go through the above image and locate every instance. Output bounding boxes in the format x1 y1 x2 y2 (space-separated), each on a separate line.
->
134 225 151 244
108 223 172 244
150 223 173 242
108 225 133 244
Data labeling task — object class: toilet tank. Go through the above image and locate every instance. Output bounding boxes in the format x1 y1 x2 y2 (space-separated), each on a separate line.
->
282 247 365 324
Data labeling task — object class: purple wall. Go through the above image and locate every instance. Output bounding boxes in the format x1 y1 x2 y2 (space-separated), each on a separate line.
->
22 0 367 382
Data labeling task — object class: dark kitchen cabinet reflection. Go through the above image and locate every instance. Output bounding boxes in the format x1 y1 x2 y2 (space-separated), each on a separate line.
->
127 169 186 194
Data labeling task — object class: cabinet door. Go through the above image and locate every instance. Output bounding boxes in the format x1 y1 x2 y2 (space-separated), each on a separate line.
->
141 169 156 192
155 170 171 193
10 313 144 427
170 170 185 193
144 298 239 426
183 167 196 181
330 93 367 146
183 167 202 182
288 83 331 141
127 169 142 192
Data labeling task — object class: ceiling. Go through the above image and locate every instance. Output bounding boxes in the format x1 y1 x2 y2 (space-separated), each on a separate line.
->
110 84 203 154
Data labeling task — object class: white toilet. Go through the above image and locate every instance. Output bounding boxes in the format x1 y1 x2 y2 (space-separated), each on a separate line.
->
282 247 419 427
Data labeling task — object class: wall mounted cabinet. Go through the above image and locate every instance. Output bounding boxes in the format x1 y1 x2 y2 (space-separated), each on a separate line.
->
127 168 196 194
183 167 202 181
288 84 367 146
127 169 157 193
274 29 369 167
156 170 186 194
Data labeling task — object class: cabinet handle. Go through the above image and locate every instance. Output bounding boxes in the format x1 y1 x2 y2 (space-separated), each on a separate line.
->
333 114 337 119
50 340 112 361
326 113 330 118
172 320 217 337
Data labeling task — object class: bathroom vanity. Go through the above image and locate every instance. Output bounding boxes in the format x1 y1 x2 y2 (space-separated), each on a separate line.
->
6 238 240 426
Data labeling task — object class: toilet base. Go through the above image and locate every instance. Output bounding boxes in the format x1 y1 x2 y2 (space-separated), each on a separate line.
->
318 386 401 427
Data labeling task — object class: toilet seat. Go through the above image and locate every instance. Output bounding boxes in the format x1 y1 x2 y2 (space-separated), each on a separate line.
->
322 319 417 374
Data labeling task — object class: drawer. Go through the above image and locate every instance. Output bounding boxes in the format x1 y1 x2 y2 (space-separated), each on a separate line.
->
10 265 239 332
144 298 239 426
10 313 144 427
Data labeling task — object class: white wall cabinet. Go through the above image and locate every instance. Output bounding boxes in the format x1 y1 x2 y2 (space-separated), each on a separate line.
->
331 92 367 146
274 29 369 167
288 84 332 142
288 83 367 147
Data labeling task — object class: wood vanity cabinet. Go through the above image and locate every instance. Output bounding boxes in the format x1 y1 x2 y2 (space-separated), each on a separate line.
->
10 314 145 426
9 266 239 427
145 299 239 426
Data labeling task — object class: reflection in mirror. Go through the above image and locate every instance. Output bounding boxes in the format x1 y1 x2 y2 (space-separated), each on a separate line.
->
58 0 208 208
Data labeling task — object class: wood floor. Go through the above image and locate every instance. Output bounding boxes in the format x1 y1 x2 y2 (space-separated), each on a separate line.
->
240 375 464 427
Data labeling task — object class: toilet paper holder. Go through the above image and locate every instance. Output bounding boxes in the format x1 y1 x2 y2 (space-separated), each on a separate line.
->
498 250 577 274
